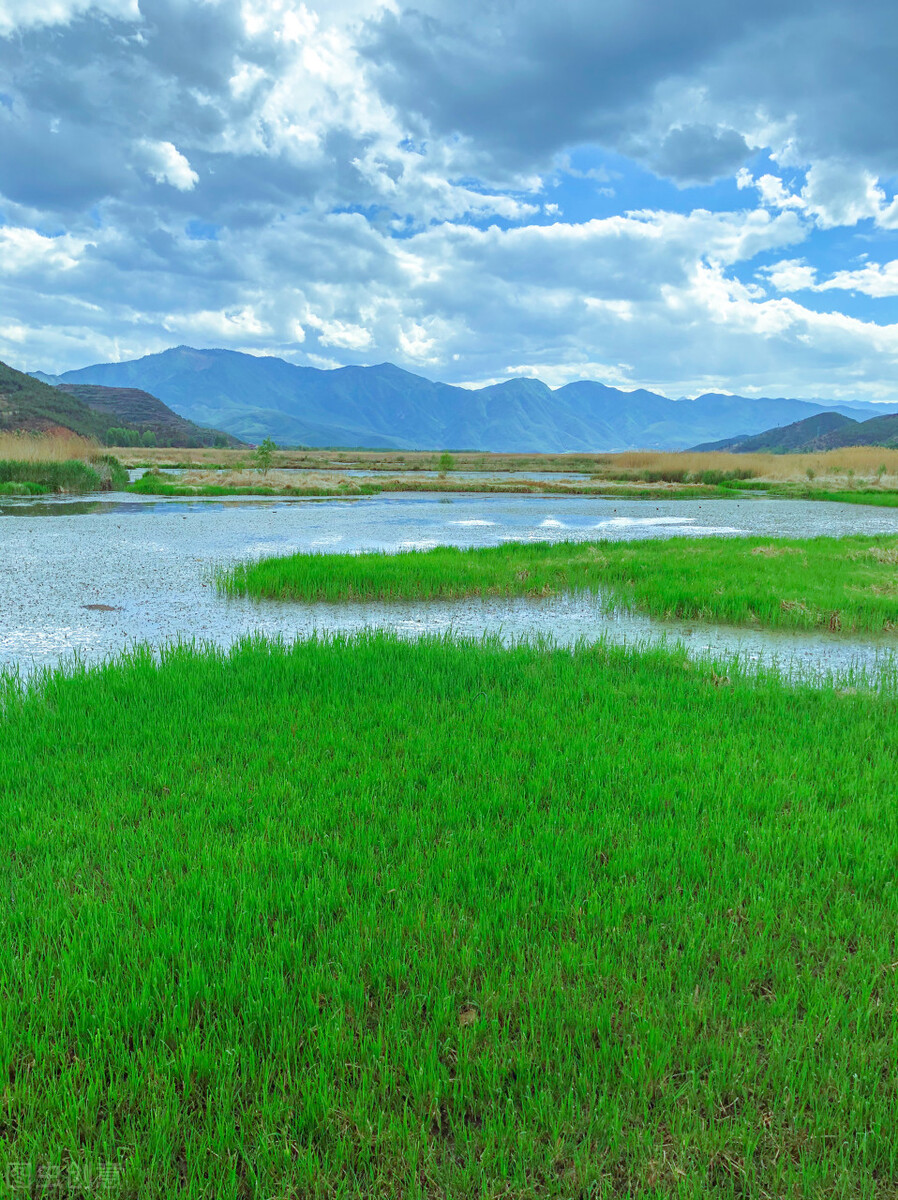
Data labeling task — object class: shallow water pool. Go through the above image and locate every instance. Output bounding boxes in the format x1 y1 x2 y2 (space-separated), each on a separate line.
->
1 489 896 677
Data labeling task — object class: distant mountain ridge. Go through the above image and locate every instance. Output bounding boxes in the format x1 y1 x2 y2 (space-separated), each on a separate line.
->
52 346 894 452
693 410 898 454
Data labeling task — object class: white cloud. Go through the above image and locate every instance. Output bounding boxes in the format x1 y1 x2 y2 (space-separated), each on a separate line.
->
737 169 805 211
760 259 818 293
0 0 138 36
162 306 270 340
815 261 898 298
306 315 373 350
136 141 199 191
397 320 438 362
0 227 89 273
763 256 898 299
800 161 891 229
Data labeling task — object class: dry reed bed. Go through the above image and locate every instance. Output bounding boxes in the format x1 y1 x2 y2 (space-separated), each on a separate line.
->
0 431 102 463
117 444 898 485
604 447 898 483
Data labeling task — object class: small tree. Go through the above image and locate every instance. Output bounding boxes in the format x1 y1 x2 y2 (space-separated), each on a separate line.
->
254 436 277 475
142 429 157 447
438 451 455 475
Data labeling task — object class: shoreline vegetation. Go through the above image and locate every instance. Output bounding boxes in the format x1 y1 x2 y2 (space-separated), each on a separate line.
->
219 535 898 634
0 432 127 494
116 445 898 507
3 632 898 1195
6 434 898 505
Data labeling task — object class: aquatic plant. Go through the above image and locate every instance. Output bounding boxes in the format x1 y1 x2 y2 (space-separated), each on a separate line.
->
220 534 898 632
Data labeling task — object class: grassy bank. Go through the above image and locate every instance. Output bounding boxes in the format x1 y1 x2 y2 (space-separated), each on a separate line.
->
2 634 897 1196
0 433 127 493
800 489 898 508
221 535 898 633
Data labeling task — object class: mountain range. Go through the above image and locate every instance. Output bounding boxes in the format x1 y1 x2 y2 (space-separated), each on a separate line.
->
42 346 892 452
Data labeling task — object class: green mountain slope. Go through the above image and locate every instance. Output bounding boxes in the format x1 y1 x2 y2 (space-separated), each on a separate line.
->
693 410 898 453
692 412 859 453
0 360 111 439
57 384 243 448
818 411 898 449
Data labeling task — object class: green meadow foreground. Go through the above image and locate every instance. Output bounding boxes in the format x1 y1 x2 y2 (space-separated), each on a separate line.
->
221 533 898 633
2 634 898 1197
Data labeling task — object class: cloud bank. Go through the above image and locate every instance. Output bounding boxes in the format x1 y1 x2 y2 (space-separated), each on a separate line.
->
0 0 897 401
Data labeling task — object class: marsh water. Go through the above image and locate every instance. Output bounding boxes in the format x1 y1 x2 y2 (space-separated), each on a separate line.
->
3 488 898 677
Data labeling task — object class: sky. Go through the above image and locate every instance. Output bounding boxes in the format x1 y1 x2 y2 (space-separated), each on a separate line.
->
1 0 898 401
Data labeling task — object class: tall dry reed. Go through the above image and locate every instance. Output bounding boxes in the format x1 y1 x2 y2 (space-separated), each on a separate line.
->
0 431 100 463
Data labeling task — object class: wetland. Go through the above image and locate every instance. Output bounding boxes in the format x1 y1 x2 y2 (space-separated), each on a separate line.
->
4 456 898 1196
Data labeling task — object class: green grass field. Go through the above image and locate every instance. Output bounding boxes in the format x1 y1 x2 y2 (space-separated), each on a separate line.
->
219 534 898 633
2 633 898 1197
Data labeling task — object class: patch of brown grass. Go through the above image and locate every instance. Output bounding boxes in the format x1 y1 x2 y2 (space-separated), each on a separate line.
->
176 469 352 489
0 431 100 463
114 443 898 488
598 446 898 483
862 546 898 565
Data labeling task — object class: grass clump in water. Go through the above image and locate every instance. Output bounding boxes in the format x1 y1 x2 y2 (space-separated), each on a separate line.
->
220 534 898 632
1 633 898 1196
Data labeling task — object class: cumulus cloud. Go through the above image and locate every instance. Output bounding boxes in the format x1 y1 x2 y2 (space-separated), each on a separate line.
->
817 262 898 298
763 257 898 300
759 259 818 293
137 139 199 190
801 161 897 229
0 226 90 273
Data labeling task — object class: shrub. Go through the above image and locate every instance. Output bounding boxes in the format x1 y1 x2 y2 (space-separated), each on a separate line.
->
253 437 277 475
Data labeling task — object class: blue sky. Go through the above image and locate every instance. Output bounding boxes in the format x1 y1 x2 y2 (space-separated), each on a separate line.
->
1 0 898 402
